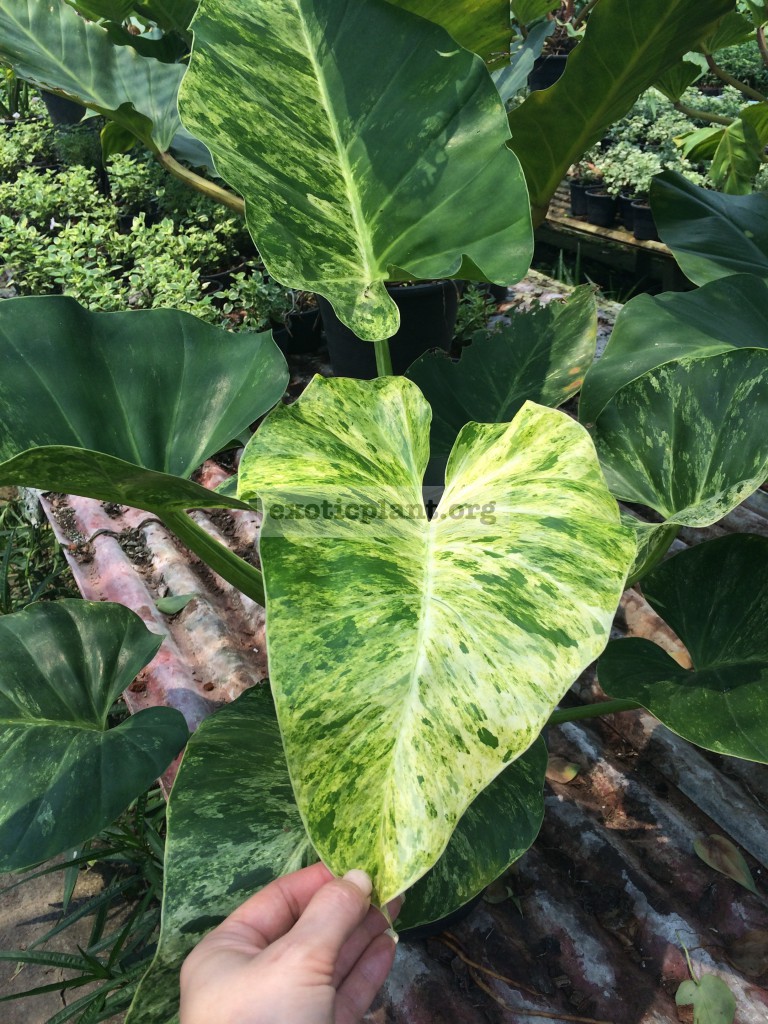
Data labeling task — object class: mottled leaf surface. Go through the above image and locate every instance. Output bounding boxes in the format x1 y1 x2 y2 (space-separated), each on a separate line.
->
652 171 768 285
126 687 312 1024
388 0 511 62
238 376 633 902
579 274 768 425
406 285 596 456
694 835 758 894
0 0 184 149
0 601 187 871
599 535 768 763
0 295 287 512
507 0 732 219
396 739 546 930
180 0 532 341
593 351 768 524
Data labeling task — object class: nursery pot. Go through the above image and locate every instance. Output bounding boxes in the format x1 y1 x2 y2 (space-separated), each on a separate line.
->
617 191 636 232
528 54 568 91
569 180 591 217
396 890 485 943
585 188 617 228
478 281 508 305
40 90 86 125
631 200 659 241
271 308 323 356
317 279 461 379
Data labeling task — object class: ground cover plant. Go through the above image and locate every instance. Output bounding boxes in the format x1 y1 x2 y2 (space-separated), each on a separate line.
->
1 1 768 1022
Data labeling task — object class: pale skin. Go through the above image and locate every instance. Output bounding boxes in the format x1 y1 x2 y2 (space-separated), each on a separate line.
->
180 863 401 1024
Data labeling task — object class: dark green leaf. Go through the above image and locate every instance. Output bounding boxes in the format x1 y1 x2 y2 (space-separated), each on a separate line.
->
507 0 732 219
652 171 768 285
179 0 532 341
388 0 512 62
0 601 188 871
125 686 312 1024
396 739 546 930
511 1 559 24
698 11 755 52
598 535 768 763
579 274 768 425
654 56 707 101
406 285 596 456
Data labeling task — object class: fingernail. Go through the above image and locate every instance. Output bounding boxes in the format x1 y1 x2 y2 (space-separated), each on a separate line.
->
385 926 399 945
343 869 373 897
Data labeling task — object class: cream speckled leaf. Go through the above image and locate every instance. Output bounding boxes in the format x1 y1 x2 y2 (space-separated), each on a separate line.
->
238 376 633 902
593 351 768 581
179 0 532 341
126 687 312 1024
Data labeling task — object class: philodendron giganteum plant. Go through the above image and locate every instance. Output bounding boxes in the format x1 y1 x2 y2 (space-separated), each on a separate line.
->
2 1 768 1021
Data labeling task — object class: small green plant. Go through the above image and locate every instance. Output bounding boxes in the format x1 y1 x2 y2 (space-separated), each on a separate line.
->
453 283 495 343
0 493 77 614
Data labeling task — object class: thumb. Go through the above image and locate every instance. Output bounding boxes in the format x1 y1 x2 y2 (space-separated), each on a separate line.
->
288 869 373 961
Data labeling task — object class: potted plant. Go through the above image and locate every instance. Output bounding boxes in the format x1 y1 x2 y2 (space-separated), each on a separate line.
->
514 1 590 92
566 156 602 216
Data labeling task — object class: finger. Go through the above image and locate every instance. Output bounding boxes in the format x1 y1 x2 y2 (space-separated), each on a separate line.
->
214 862 335 950
335 931 397 1024
332 895 403 987
286 869 373 961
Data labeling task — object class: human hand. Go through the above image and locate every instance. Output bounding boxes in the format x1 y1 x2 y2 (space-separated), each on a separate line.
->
179 862 401 1024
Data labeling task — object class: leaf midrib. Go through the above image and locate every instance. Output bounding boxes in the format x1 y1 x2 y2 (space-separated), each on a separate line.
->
296 0 376 286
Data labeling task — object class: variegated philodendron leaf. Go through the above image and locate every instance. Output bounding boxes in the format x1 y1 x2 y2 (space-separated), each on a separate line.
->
387 0 511 63
599 535 768 763
238 376 634 903
179 0 532 342
592 350 768 582
126 687 312 1024
0 601 188 871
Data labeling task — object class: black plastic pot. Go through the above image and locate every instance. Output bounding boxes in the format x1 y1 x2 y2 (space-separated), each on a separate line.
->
478 282 508 305
585 188 617 228
396 890 485 943
40 91 86 125
317 280 461 379
617 191 636 232
631 201 659 241
271 308 323 356
569 180 592 218
528 54 568 92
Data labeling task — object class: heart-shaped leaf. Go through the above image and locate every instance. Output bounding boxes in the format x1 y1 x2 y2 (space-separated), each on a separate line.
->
125 686 312 1024
507 0 732 219
406 284 596 457
388 0 511 63
652 171 768 285
676 975 736 1024
598 534 768 763
179 0 532 341
0 0 185 150
238 376 634 902
579 274 768 426
0 600 188 871
592 350 768 579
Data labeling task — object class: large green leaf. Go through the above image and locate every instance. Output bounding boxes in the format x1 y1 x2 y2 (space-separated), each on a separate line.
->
0 600 188 871
599 535 768 763
592 351 768 578
126 687 312 1024
406 284 596 457
697 10 755 52
396 738 546 930
578 274 768 426
507 0 733 220
652 171 768 285
179 0 532 342
388 0 511 62
238 376 634 902
0 0 184 150
0 296 288 603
